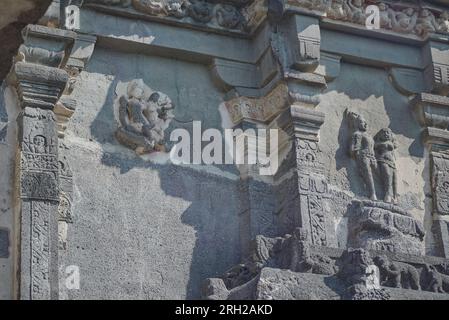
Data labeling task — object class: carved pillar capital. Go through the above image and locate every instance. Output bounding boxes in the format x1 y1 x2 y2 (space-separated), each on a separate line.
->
224 83 289 125
423 39 449 96
412 93 449 149
11 62 68 110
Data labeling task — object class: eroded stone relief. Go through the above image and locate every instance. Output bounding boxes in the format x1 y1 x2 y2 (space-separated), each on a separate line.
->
85 0 251 31
290 0 449 37
115 79 175 154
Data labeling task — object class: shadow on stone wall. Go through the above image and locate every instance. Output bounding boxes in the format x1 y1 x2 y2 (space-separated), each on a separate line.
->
78 53 242 299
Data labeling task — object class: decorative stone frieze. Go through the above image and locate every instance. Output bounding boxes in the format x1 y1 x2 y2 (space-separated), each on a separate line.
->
288 0 449 38
83 0 266 33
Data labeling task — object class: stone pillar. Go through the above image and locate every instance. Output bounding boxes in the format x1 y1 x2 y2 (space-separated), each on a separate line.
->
413 94 449 258
11 62 68 299
269 8 337 247
7 24 95 299
275 96 337 247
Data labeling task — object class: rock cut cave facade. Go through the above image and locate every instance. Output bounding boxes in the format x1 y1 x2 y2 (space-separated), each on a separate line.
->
1 0 449 300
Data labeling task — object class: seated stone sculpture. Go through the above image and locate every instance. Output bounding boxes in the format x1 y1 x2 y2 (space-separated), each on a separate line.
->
116 79 174 154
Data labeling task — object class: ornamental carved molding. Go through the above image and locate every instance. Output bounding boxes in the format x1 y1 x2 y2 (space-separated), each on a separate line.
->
225 84 289 124
83 0 266 33
289 0 449 38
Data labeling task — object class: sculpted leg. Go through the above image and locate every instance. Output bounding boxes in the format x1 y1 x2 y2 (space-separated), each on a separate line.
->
381 164 393 203
359 157 377 200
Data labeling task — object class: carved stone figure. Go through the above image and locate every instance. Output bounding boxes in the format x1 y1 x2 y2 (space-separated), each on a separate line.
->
116 79 174 154
392 8 418 33
220 228 337 291
374 128 397 203
216 4 243 29
378 3 394 29
415 9 439 36
424 265 449 293
437 11 449 33
188 0 214 23
166 0 188 18
132 0 167 15
373 255 421 290
346 110 377 201
338 248 373 287
337 248 391 299
295 0 329 11
346 0 365 24
326 0 348 20
288 228 337 275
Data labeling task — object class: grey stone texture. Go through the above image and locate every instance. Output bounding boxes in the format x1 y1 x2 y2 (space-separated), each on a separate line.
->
2 0 449 300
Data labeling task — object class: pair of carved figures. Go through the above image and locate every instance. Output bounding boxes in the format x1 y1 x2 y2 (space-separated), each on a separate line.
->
346 110 397 203
116 79 174 154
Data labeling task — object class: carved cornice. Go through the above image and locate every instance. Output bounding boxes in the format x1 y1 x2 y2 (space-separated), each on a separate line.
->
286 0 449 38
225 83 289 124
82 0 267 34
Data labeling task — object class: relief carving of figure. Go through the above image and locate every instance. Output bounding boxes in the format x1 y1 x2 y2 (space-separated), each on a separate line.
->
346 110 377 201
373 255 421 290
166 0 188 18
31 135 48 154
116 79 175 154
378 2 394 29
295 0 330 11
132 0 166 15
188 0 214 23
374 128 397 203
437 11 449 33
391 8 418 33
216 4 243 29
346 0 365 24
424 265 449 293
337 248 374 286
415 9 439 36
326 0 348 20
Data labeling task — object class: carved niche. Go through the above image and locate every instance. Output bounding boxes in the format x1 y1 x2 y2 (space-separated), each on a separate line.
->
115 79 175 154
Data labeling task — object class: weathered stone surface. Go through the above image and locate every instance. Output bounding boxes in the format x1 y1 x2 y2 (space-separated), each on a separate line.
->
2 0 449 301
256 268 345 300
349 200 425 255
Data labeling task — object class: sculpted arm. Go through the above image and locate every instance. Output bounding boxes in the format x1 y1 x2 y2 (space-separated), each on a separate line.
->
118 96 129 127
350 133 362 157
